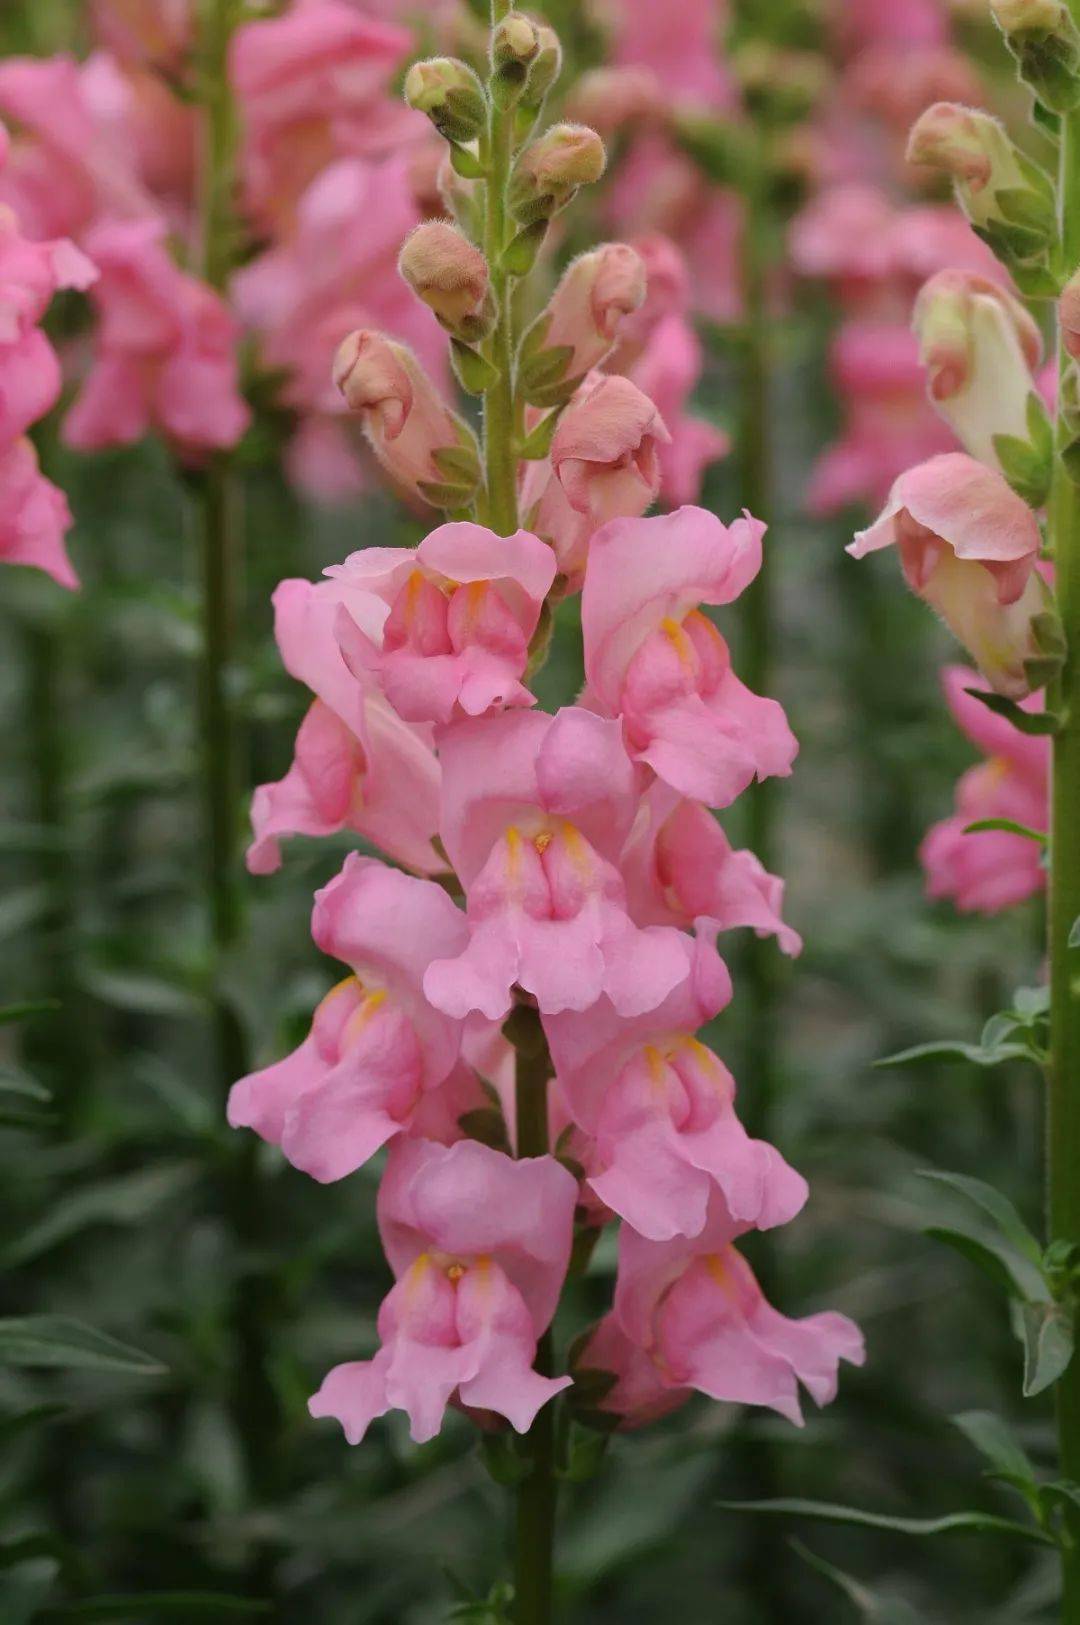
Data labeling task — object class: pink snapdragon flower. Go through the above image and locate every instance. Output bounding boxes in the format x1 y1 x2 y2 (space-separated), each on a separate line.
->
520 242 647 393
63 218 249 457
520 372 669 587
423 706 688 1021
582 505 797 805
247 576 442 876
848 452 1048 697
326 521 556 724
834 0 949 55
0 205 97 341
228 855 476 1180
0 438 79 590
626 313 729 506
572 1312 690 1429
229 0 420 230
309 1136 576 1443
544 930 808 1240
610 0 737 111
621 782 802 954
611 1192 865 1424
921 665 1048 912
89 0 194 70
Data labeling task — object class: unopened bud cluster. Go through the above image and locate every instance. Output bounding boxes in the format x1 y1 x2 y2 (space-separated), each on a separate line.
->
990 0 1080 111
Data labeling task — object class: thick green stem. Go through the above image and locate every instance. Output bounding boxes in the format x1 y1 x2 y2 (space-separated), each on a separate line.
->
513 1020 556 1625
1049 96 1080 1620
482 31 520 537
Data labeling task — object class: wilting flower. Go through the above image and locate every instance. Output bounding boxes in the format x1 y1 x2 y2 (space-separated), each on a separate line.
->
423 706 687 1021
228 856 475 1181
327 521 556 724
921 665 1048 912
309 1137 576 1443
848 453 1049 697
582 505 797 805
544 929 808 1240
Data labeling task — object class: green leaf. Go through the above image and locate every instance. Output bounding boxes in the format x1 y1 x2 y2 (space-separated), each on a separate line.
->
991 431 1050 506
1069 916 1080 948
924 1226 1040 1300
951 1410 1037 1487
449 339 499 396
964 687 1062 734
1021 1301 1075 1397
3 1162 198 1267
0 1317 166 1376
962 818 1046 845
558 1426 611 1483
718 1498 1054 1546
479 1431 530 1487
502 219 548 277
916 1170 1044 1266
0 999 60 1025
517 409 560 460
875 1039 1035 1070
448 142 486 179
790 1542 930 1623
0 1403 66 1444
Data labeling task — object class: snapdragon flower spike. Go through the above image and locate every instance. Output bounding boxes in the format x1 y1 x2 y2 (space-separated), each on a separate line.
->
518 242 647 406
423 706 688 1021
309 1137 576 1444
228 856 473 1181
848 452 1049 698
582 506 797 806
544 930 807 1241
519 372 669 587
247 576 442 876
610 1193 865 1425
334 329 481 510
326 521 557 725
621 782 802 955
921 664 1048 912
913 270 1043 471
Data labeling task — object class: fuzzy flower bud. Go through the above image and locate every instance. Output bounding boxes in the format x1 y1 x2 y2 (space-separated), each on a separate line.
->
398 220 494 342
990 0 1080 111
334 331 481 509
522 21 562 107
492 12 540 72
906 104 1054 250
913 269 1044 471
1060 265 1080 360
404 58 487 145
508 123 607 226
519 244 646 406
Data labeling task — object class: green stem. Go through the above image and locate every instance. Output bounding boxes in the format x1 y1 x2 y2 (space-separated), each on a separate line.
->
1048 96 1080 1621
513 1019 556 1625
483 25 519 538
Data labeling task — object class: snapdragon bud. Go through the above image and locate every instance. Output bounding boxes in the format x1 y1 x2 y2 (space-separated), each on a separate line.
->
519 243 646 406
522 21 562 108
906 102 1055 258
913 269 1046 482
404 57 487 145
491 11 540 98
398 219 494 342
990 0 1080 112
1060 266 1080 359
334 330 481 509
507 123 606 226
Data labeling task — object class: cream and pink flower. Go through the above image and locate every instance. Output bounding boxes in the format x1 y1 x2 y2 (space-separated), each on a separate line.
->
309 1137 576 1443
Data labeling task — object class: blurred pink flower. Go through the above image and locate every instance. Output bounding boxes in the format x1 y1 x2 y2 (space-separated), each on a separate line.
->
921 665 1048 912
0 437 79 590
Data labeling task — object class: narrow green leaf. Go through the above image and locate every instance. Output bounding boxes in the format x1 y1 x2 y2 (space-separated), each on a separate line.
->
790 1542 929 1623
1069 916 1080 948
39 1593 270 1620
1021 1301 1075 1397
449 339 499 396
963 819 1046 845
0 999 60 1025
517 409 560 460
875 1039 1034 1070
924 1226 1040 1300
952 1411 1037 1486
0 1317 166 1376
4 1162 197 1267
916 1170 1044 1265
718 1498 1054 1546
964 688 1062 735
502 219 548 277
448 142 486 179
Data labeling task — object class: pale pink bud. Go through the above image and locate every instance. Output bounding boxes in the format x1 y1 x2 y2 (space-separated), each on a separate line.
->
333 330 480 508
519 244 646 400
992 0 1070 33
398 219 493 341
906 104 1043 235
913 270 1042 467
551 373 669 523
508 123 607 225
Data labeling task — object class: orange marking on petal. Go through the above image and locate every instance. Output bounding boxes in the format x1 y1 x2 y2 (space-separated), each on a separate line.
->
534 829 554 854
661 614 696 668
